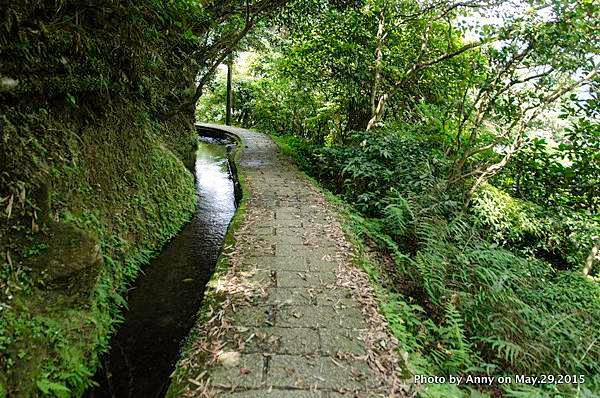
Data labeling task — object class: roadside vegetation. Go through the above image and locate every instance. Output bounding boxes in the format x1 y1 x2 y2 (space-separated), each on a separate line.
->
198 1 600 396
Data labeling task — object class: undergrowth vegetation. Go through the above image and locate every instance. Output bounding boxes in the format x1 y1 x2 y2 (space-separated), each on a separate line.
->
2 0 598 396
274 131 600 397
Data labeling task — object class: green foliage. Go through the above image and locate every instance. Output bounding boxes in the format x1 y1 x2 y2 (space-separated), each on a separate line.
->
392 204 600 393
257 0 599 395
196 73 229 124
431 303 476 374
276 131 600 395
273 128 447 216
0 1 204 395
497 135 599 213
2 0 598 395
383 195 413 241
496 90 600 213
0 0 208 114
0 110 197 396
471 183 600 269
197 0 477 143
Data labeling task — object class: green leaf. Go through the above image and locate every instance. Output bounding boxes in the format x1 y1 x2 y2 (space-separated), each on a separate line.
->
36 379 71 397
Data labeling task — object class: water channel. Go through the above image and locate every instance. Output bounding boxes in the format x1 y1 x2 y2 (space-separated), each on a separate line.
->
87 134 237 398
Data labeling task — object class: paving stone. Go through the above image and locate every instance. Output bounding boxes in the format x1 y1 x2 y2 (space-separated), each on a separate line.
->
245 269 275 286
209 353 264 388
263 218 303 228
308 239 338 248
246 244 276 256
247 235 275 245
305 217 334 226
308 258 338 272
192 125 390 395
278 201 304 207
276 227 305 236
312 288 353 305
319 328 366 355
265 288 316 306
276 234 305 245
262 287 355 308
309 246 339 256
254 227 276 236
321 392 382 398
267 355 375 390
302 226 331 236
219 390 322 398
308 260 339 272
243 327 320 355
276 209 302 220
276 206 301 212
277 271 336 288
275 244 310 257
277 305 366 329
320 297 361 311
233 306 273 327
248 256 309 272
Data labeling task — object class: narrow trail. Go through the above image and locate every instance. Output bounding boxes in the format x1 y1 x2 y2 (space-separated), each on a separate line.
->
176 124 405 397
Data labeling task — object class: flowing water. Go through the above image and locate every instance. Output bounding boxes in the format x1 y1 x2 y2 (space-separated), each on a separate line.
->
87 136 237 398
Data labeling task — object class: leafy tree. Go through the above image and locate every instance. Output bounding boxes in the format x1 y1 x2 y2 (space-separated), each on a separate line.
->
165 0 290 117
561 84 600 212
442 0 599 196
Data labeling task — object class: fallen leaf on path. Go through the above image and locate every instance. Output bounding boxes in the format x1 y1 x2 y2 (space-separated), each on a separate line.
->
217 351 240 368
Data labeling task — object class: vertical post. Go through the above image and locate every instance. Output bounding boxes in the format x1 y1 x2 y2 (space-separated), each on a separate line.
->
226 61 233 126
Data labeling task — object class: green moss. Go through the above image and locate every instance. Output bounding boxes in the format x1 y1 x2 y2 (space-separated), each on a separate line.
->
0 85 198 398
0 108 197 396
0 1 208 393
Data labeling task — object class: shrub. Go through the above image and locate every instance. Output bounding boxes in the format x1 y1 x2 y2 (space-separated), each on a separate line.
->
471 183 600 270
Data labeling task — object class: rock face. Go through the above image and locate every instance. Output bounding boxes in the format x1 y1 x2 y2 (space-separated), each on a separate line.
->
0 2 200 394
35 222 103 297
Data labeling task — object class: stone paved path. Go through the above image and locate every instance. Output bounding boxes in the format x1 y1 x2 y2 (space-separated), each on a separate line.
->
174 125 403 397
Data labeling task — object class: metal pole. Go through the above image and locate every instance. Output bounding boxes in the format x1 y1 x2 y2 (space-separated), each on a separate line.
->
226 62 233 126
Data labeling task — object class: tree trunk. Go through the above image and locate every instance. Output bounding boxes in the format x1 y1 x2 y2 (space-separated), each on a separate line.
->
370 8 385 117
366 93 388 131
583 241 599 277
367 7 387 132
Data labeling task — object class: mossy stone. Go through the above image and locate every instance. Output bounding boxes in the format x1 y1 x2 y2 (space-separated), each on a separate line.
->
30 222 103 295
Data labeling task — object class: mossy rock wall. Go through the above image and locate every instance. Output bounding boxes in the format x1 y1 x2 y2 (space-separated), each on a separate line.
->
0 1 207 396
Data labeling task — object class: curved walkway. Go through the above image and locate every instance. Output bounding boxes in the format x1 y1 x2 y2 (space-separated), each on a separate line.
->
172 125 404 397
